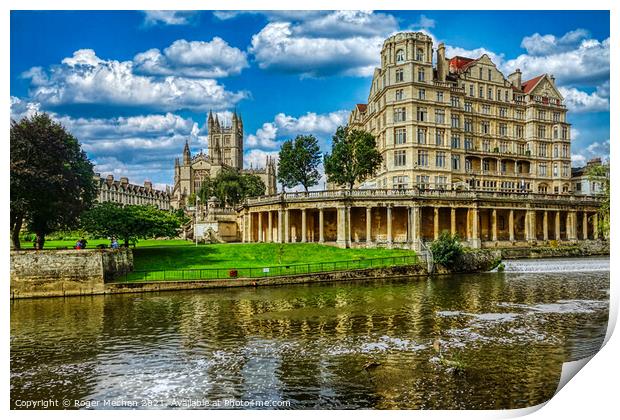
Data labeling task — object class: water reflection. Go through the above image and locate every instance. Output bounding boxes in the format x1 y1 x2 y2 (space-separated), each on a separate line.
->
11 262 609 409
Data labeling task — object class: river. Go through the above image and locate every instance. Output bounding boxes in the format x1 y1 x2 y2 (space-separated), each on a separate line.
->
10 257 609 410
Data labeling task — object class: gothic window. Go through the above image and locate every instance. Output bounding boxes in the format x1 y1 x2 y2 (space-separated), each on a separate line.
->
396 49 405 63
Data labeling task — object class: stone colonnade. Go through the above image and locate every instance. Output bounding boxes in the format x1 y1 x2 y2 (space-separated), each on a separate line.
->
242 203 599 249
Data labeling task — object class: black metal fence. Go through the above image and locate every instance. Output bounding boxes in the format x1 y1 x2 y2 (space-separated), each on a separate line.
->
120 254 418 283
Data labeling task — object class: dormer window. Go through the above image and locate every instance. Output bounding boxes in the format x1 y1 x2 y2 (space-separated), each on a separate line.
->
396 49 405 64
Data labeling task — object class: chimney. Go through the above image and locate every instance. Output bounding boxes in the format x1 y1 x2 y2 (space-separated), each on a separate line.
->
436 43 447 82
508 68 522 89
106 174 114 185
549 74 556 85
144 180 152 190
120 177 129 186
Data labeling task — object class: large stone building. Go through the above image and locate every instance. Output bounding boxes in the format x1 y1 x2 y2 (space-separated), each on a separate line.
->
239 31 602 250
349 32 572 195
171 110 277 209
94 174 171 210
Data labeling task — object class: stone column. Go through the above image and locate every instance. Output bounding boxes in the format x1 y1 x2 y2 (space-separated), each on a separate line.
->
248 212 253 243
582 212 588 240
411 205 421 251
433 207 439 240
366 207 372 244
318 209 325 243
257 212 263 242
387 206 393 244
593 213 599 240
469 208 480 248
267 211 273 242
450 208 456 236
242 213 248 243
347 207 352 246
555 211 561 240
301 209 307 243
568 211 577 241
284 209 290 243
509 210 515 241
336 206 349 248
491 209 498 241
525 210 535 242
277 209 284 243
543 211 549 241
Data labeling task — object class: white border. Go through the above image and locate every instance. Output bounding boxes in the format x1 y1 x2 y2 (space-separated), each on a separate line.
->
3 1 617 419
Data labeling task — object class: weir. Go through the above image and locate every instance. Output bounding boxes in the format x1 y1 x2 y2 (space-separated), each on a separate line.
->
502 257 610 273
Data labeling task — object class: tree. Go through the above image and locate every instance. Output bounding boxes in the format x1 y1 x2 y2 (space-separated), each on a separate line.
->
198 169 266 207
278 135 322 192
587 162 610 239
277 140 296 192
324 126 382 191
241 173 266 198
10 113 97 249
430 232 464 271
81 203 182 247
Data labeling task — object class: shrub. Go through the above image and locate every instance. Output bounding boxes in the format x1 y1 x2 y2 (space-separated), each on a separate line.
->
430 232 464 270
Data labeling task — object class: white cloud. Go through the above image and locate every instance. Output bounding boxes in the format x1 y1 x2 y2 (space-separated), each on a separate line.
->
134 38 248 78
246 122 278 149
521 28 590 56
571 154 587 167
23 49 247 112
274 110 348 136
245 110 348 150
248 11 400 77
10 96 41 121
243 149 279 170
410 14 436 30
558 86 609 113
142 11 198 26
504 36 609 85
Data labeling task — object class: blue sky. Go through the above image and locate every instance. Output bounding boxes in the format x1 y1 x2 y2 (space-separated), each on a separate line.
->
10 10 610 188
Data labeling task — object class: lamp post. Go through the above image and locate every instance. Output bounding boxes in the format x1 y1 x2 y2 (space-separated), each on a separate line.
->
195 195 200 246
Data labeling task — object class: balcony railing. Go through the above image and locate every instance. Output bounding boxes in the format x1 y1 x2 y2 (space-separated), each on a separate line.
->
246 189 601 206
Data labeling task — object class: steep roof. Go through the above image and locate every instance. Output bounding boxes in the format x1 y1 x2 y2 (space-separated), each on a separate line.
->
449 56 476 72
521 75 544 93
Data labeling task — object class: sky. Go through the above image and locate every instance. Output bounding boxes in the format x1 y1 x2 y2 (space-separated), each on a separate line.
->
10 10 610 189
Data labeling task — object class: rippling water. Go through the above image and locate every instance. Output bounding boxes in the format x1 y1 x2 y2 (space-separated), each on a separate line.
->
11 258 609 409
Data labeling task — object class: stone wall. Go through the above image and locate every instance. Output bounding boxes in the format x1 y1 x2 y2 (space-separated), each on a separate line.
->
106 263 428 295
11 249 133 298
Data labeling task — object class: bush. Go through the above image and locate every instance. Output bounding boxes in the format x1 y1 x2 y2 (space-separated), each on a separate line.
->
430 232 464 270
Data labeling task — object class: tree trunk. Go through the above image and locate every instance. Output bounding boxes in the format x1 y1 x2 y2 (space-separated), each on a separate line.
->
11 215 23 249
35 232 45 250
124 237 130 247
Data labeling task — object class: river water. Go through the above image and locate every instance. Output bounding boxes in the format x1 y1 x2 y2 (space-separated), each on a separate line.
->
11 257 609 410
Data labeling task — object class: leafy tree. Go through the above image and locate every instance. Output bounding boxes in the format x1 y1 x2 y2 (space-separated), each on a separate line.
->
324 125 382 191
241 173 266 197
277 140 296 192
430 232 464 271
587 162 610 239
278 135 322 192
81 203 181 247
10 113 97 249
198 169 266 207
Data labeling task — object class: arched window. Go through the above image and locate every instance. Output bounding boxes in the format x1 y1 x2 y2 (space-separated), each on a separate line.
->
396 49 405 63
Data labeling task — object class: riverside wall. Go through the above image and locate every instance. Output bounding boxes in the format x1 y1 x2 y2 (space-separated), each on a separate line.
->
10 249 133 298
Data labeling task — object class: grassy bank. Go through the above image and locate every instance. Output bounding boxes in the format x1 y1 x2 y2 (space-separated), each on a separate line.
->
132 242 414 271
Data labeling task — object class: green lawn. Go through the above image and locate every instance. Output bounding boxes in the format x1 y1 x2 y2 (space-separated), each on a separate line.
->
132 242 414 271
